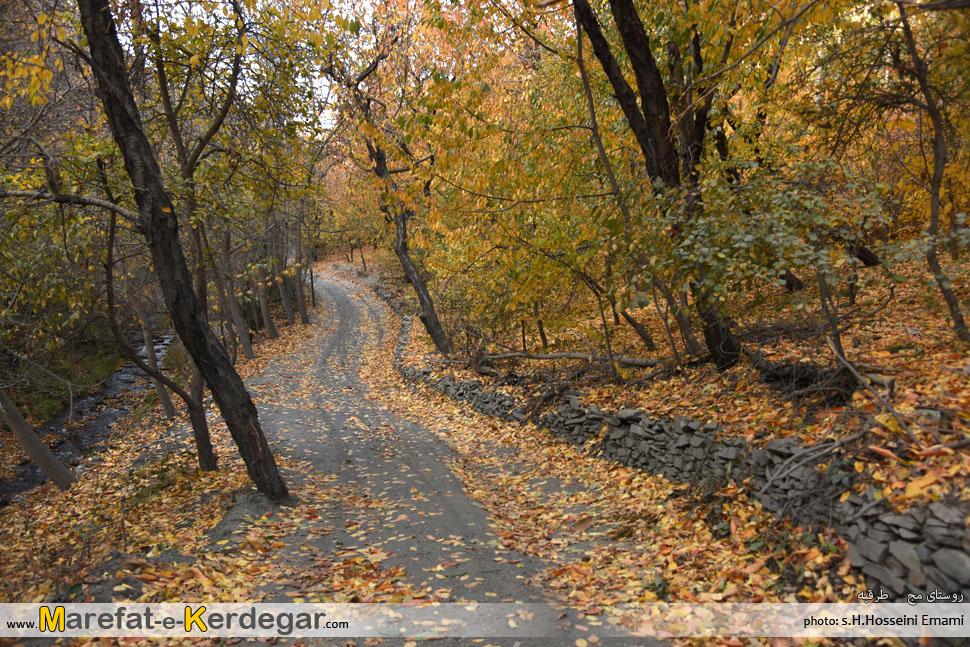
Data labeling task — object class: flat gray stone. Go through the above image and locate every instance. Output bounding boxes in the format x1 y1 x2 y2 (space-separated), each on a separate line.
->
718 447 739 461
889 540 922 573
616 408 641 422
856 536 888 563
868 528 894 544
879 513 920 532
846 542 865 567
886 556 906 578
926 566 962 594
765 437 798 456
896 528 920 541
907 568 926 589
932 548 970 585
929 502 964 525
863 563 906 595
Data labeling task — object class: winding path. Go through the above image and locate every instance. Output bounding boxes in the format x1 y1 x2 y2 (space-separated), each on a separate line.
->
214 271 595 645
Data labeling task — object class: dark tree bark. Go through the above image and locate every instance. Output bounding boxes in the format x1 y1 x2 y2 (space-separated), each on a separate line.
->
0 387 75 490
222 231 255 358
246 299 261 332
897 3 969 342
368 142 452 354
257 265 279 339
620 310 657 351
106 204 217 470
574 0 743 369
393 206 453 355
293 214 311 324
277 272 295 326
322 49 452 355
78 0 287 499
534 302 549 350
781 269 805 293
358 241 368 273
846 239 882 267
226 275 255 359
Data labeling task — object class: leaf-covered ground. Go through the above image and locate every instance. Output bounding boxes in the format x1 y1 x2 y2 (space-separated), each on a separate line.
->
397 257 970 517
3 256 957 647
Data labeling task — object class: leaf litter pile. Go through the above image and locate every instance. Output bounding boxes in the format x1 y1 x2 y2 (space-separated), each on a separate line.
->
0 257 964 647
396 258 970 520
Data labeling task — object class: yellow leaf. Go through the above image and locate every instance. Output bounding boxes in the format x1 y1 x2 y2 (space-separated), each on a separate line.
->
905 473 937 498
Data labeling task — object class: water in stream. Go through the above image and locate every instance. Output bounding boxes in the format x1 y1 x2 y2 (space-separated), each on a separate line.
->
0 335 172 506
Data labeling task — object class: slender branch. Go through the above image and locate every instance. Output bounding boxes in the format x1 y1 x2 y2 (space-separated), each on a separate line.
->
825 337 923 448
104 209 193 404
0 190 140 220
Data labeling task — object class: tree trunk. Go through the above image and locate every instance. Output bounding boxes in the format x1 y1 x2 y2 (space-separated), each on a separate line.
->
123 273 177 418
247 299 262 333
654 278 702 356
620 310 657 351
108 219 215 470
293 221 310 324
292 274 309 325
223 230 255 358
781 269 805 293
257 266 279 339
693 287 743 370
898 3 969 342
393 208 452 354
186 363 217 471
309 264 316 308
364 138 452 355
608 294 621 325
0 387 76 490
226 276 255 359
534 303 549 350
277 271 295 326
141 319 177 418
575 0 743 369
78 0 287 499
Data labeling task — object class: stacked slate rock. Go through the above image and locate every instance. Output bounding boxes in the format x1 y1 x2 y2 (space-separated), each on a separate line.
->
378 287 970 603
844 499 970 600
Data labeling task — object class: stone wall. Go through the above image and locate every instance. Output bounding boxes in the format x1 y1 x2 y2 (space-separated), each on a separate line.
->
382 298 970 602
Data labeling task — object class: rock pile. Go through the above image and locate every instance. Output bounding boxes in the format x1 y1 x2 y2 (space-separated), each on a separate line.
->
380 292 970 602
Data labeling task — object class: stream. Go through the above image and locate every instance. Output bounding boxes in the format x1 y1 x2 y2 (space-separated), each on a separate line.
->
0 335 172 506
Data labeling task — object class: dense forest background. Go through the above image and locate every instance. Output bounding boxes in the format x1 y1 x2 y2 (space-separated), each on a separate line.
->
1 0 968 494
